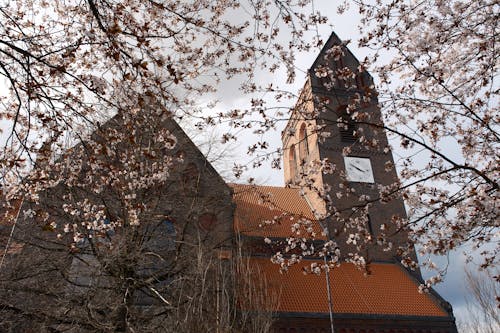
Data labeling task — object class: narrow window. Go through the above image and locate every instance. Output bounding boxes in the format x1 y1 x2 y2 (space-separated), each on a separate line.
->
288 144 297 180
366 214 374 236
337 105 356 143
298 123 309 160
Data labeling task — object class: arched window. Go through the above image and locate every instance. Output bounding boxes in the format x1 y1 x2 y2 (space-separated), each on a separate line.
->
298 123 309 160
288 144 297 180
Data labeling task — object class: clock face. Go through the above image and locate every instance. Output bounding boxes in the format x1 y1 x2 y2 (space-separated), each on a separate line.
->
344 156 374 183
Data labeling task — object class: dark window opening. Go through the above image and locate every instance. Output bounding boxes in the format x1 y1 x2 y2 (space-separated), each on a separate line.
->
288 144 297 180
298 123 309 160
366 214 374 236
337 105 357 143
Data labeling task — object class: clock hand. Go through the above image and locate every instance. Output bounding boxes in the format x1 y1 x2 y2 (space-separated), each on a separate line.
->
353 165 364 172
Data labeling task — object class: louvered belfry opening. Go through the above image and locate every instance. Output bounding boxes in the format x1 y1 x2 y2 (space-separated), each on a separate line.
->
337 105 357 143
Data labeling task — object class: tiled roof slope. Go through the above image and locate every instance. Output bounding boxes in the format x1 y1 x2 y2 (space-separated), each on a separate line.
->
249 257 448 317
230 184 326 240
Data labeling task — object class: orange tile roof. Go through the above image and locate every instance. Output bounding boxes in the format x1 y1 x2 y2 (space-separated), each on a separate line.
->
230 184 326 240
247 257 448 317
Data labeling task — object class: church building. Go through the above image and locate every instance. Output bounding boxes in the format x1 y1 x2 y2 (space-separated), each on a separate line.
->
232 32 458 332
0 32 458 332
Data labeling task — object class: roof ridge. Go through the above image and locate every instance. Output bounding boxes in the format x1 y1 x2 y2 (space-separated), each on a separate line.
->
229 183 298 191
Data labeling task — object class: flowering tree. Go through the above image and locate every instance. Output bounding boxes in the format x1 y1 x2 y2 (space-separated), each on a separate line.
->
244 0 498 291
0 0 319 330
0 0 325 184
345 0 498 281
0 0 498 327
0 2 327 236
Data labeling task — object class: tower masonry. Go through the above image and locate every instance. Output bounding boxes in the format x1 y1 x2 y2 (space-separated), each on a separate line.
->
282 32 418 267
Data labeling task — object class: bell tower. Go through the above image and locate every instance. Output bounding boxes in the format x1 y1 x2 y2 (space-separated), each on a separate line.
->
283 32 418 268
